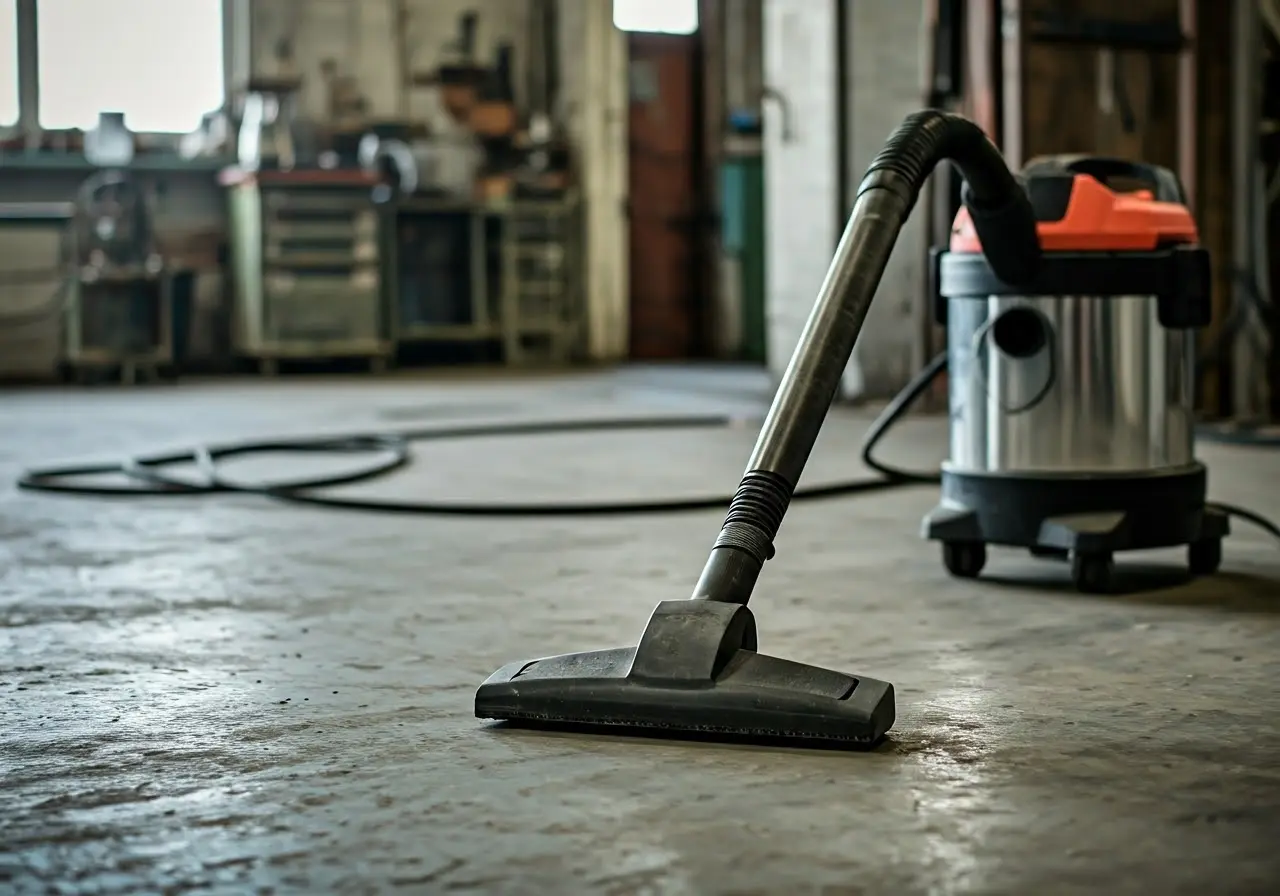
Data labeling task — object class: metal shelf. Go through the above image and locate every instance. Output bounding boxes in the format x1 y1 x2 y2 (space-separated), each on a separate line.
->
387 194 581 364
0 154 229 174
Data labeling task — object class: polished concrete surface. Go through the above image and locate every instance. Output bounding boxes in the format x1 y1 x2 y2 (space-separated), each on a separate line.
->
2 370 1279 895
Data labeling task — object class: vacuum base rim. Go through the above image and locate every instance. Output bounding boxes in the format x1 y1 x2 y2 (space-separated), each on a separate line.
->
922 464 1228 553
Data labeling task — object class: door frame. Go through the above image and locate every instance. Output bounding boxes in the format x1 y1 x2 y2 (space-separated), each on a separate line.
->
621 27 713 360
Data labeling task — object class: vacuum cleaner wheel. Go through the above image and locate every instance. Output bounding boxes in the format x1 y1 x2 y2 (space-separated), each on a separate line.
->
924 468 1231 594
942 541 987 579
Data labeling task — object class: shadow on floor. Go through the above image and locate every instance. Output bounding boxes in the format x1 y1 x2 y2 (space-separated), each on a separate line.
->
983 566 1280 614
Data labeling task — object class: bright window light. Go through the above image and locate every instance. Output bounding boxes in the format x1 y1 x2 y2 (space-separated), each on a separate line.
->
0 1 17 126
613 0 698 34
37 0 225 132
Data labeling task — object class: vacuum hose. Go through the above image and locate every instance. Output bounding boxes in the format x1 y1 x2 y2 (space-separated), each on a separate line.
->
694 111 1042 605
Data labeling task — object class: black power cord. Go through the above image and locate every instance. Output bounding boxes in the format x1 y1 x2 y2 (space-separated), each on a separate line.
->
17 356 946 514
14 352 1280 541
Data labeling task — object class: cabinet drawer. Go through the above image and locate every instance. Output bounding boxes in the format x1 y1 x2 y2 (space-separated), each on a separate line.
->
263 236 378 266
263 271 382 343
263 191 370 216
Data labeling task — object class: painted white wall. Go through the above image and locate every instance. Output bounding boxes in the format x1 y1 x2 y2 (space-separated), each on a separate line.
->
843 0 931 399
558 0 629 360
762 0 841 391
763 0 931 399
251 0 631 361
249 0 533 122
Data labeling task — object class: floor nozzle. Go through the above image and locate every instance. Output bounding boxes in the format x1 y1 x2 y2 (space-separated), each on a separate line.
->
475 599 895 747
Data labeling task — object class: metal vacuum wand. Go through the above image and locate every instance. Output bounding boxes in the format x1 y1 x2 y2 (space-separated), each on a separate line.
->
692 110 1042 606
473 110 1040 749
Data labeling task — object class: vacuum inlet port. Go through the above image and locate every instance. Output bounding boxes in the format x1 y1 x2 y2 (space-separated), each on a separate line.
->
991 306 1049 359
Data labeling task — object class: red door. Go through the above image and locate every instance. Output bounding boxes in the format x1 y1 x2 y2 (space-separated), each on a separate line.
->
626 32 700 360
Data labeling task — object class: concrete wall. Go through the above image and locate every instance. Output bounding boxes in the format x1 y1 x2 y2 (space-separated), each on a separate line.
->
762 0 930 399
762 0 840 389
248 0 630 361
843 0 931 398
555 0 628 361
248 0 534 122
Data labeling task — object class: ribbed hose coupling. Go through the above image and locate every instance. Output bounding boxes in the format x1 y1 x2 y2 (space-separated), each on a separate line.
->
857 109 1041 286
712 470 794 564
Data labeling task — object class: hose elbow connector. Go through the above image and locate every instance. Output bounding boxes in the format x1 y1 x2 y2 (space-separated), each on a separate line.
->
857 110 1041 286
959 178 1041 287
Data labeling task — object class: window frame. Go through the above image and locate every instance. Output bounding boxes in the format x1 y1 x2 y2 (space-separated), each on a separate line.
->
2 0 243 141
0 0 25 136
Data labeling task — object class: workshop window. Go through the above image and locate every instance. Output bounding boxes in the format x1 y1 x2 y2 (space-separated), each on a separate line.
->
36 0 224 132
613 0 698 34
0 0 17 126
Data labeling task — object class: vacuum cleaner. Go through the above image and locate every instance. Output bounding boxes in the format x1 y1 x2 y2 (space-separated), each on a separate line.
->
474 110 1047 747
923 154 1226 594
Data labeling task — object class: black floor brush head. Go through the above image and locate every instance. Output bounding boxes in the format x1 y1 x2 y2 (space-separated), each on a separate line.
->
475 600 895 748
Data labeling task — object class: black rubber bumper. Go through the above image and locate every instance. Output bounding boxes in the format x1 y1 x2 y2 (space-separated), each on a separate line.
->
921 464 1229 554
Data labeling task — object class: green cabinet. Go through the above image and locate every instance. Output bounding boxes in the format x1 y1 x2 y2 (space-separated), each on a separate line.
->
719 154 766 364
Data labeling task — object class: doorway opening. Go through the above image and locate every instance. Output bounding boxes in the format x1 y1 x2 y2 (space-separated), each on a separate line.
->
615 0 708 360
613 0 698 35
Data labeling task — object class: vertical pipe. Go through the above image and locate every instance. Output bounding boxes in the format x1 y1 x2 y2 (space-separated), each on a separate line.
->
1178 0 1197 208
835 0 851 232
963 0 1000 141
15 0 39 144
999 0 1023 167
700 0 725 357
1231 0 1265 421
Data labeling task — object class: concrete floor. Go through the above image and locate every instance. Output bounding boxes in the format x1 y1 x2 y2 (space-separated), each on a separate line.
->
2 369 1280 895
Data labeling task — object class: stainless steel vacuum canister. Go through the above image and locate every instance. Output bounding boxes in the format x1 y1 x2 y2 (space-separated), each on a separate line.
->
924 155 1229 593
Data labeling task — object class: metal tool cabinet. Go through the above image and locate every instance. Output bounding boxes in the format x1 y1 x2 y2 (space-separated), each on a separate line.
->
227 172 391 374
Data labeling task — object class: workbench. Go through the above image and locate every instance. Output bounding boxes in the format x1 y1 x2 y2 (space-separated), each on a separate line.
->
388 192 582 366
0 153 229 377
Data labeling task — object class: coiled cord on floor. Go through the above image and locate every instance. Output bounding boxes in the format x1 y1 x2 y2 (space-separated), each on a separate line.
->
16 357 946 515
13 353 1280 540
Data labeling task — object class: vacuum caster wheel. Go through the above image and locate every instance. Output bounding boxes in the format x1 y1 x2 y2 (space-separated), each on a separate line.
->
943 542 986 579
1071 552 1114 594
1188 539 1223 577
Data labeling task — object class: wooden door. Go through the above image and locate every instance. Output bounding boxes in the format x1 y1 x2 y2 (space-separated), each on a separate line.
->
626 32 700 360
